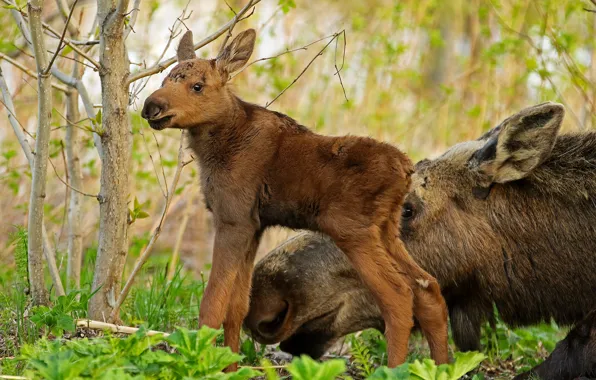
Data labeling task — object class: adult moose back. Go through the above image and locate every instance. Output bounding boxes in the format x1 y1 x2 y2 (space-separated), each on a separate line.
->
245 102 596 378
141 29 448 369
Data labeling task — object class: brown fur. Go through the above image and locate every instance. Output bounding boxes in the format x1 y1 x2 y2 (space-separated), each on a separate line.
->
245 103 596 362
141 29 449 368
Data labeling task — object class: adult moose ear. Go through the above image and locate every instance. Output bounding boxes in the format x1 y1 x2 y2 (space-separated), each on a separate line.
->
216 29 256 78
468 102 565 184
177 30 197 62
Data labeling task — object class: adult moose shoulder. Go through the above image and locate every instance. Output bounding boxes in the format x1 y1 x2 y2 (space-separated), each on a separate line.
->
141 29 448 369
245 102 596 379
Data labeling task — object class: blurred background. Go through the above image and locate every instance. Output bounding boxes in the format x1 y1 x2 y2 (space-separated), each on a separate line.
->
1 0 594 277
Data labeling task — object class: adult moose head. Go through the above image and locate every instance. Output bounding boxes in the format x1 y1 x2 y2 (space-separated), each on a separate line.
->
142 29 449 369
245 102 596 378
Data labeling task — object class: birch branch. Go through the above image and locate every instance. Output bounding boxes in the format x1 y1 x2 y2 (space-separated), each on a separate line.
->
123 0 141 40
0 53 70 92
3 0 100 70
76 319 169 336
127 0 261 84
7 0 104 158
0 68 65 300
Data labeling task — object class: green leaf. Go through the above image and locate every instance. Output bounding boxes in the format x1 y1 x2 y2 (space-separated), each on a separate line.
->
286 355 346 380
448 352 486 379
368 364 410 379
136 211 150 219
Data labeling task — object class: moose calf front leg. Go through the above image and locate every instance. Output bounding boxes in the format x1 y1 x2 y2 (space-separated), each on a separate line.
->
199 223 258 354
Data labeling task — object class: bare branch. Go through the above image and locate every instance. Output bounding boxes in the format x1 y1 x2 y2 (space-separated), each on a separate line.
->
109 132 191 322
27 0 66 301
0 52 70 92
0 65 65 300
231 33 335 79
3 0 101 70
44 0 80 75
218 0 240 54
127 0 262 84
48 157 98 199
266 30 346 108
55 0 80 36
123 0 141 39
76 319 169 336
333 30 348 102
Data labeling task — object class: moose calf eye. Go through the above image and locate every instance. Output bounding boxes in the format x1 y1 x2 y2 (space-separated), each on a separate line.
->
402 202 414 220
192 83 203 92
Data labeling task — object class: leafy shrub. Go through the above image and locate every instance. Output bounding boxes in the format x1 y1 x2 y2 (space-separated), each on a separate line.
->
18 326 261 380
369 351 486 380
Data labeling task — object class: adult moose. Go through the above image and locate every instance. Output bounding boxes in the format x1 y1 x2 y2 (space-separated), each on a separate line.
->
245 102 596 379
141 29 449 369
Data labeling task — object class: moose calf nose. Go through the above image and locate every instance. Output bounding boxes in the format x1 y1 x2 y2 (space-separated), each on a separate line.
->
141 98 164 120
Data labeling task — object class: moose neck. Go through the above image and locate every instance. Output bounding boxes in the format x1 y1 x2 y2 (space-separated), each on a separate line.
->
187 94 254 167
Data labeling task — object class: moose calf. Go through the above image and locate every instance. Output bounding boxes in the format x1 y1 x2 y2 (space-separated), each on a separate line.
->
245 102 596 378
141 29 448 368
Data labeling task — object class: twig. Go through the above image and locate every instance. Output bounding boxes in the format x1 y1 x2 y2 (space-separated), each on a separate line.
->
167 185 195 281
139 129 166 198
48 157 98 198
333 30 348 102
123 0 141 39
76 319 169 337
218 0 241 54
3 0 100 70
0 52 70 92
127 0 262 84
152 132 169 195
44 0 79 75
109 132 192 322
266 30 346 108
55 0 80 36
232 33 335 79
129 1 192 104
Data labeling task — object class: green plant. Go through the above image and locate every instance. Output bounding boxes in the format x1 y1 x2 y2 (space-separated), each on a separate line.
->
18 326 261 380
287 355 346 380
30 290 94 337
368 351 486 380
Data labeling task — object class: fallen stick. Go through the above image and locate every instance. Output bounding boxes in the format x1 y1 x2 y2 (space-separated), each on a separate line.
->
75 319 169 337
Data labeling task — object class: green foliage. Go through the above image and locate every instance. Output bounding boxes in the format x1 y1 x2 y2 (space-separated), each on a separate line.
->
125 265 203 331
350 333 376 377
30 290 94 337
129 196 150 224
287 355 346 380
369 352 486 380
481 308 563 373
17 326 260 380
9 225 28 286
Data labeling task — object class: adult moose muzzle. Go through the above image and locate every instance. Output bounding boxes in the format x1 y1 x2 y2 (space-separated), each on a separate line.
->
142 29 449 369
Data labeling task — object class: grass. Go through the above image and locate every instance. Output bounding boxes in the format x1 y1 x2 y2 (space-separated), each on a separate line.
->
0 238 566 380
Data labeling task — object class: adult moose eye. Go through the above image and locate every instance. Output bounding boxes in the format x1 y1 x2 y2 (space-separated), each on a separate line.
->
192 83 203 92
402 202 415 220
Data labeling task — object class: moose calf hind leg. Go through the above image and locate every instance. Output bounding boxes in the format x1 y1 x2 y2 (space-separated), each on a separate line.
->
335 234 415 367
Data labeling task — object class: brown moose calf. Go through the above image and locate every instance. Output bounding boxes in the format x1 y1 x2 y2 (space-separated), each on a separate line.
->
141 29 448 368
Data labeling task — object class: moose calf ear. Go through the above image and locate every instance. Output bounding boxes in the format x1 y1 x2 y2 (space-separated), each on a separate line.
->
177 30 197 62
216 29 256 78
468 102 565 184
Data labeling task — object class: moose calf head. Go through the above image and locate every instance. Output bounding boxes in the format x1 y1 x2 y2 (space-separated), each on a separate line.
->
141 29 256 130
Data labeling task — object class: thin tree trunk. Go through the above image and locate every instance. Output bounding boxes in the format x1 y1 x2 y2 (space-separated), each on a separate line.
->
65 59 84 292
88 0 131 320
27 0 54 305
